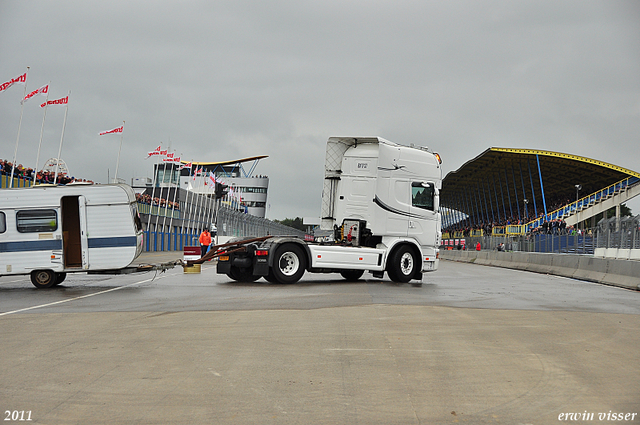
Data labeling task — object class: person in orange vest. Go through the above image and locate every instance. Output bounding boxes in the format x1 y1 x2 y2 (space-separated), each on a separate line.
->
475 241 481 251
199 228 212 257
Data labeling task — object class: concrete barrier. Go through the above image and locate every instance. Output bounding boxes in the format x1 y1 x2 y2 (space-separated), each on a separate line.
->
441 250 640 291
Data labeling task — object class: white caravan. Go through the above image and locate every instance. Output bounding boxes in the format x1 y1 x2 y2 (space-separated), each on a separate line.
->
0 184 144 288
216 137 442 285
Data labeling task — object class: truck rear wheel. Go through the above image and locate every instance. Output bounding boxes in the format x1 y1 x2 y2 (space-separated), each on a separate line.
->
30 270 57 289
272 244 306 284
387 246 418 283
228 266 260 283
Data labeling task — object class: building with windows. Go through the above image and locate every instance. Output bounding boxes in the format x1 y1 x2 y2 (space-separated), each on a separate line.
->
144 155 270 218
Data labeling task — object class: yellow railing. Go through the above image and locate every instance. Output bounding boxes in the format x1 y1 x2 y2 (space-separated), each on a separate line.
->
0 174 33 188
137 202 181 218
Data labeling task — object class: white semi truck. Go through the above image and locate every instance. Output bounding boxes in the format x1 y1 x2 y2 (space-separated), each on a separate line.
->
215 136 442 285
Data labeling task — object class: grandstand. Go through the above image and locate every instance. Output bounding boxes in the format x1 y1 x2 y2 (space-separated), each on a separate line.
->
441 148 640 236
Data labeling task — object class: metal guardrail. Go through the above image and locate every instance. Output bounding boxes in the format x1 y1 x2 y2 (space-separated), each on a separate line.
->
140 204 306 252
443 216 640 255
595 216 640 250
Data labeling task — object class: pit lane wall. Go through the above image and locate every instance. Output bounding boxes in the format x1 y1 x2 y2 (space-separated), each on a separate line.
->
440 250 640 291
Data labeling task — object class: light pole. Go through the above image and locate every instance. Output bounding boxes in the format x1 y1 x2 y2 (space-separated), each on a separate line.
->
575 184 582 204
523 199 529 220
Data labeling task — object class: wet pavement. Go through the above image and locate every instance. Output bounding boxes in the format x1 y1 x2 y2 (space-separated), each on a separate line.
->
0 254 638 424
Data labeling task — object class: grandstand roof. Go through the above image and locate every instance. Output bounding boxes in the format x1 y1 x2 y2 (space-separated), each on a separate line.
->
186 155 268 167
441 147 640 225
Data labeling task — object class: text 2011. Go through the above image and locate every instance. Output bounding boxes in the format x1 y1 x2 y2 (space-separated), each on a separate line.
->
4 411 32 421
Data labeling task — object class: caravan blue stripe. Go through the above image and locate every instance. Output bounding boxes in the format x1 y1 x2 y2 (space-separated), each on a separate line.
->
0 239 62 253
0 236 137 253
88 236 138 248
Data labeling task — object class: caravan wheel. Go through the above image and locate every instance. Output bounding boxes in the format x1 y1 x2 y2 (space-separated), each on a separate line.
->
53 272 67 286
30 270 57 289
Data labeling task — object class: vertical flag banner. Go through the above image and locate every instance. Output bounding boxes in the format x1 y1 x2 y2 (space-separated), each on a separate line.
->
99 125 124 135
40 96 69 108
22 84 49 103
147 145 162 158
8 68 29 188
33 81 52 186
0 72 27 93
99 121 125 181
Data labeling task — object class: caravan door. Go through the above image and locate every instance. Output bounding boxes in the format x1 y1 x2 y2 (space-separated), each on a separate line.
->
61 196 89 270
78 196 89 269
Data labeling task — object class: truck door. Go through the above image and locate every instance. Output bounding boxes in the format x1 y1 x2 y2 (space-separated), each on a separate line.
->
408 182 439 247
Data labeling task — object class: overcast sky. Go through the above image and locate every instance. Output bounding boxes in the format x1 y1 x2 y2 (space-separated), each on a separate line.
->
1 0 639 219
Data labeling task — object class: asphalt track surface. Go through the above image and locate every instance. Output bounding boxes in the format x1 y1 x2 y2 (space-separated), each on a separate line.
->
1 254 638 424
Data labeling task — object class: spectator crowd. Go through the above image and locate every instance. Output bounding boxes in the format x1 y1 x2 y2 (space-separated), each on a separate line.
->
444 194 587 236
135 192 180 210
1 158 94 185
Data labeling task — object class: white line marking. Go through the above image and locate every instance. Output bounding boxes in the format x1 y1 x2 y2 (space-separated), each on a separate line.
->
0 274 166 317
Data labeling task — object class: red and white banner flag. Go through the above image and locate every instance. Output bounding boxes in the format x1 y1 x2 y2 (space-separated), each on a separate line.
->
22 84 49 103
40 95 68 108
147 145 162 157
193 167 202 180
99 125 123 135
0 73 27 93
162 152 175 162
209 171 216 186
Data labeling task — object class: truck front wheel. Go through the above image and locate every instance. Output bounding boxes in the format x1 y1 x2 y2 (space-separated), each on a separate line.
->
272 244 306 284
387 246 418 283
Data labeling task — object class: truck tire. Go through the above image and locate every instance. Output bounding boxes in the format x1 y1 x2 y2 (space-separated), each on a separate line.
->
228 266 260 283
272 244 306 284
264 271 278 283
30 270 57 289
340 270 364 281
387 245 418 283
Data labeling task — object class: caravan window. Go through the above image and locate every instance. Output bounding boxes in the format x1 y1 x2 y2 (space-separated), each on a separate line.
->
16 209 58 233
412 182 435 211
0 212 5 233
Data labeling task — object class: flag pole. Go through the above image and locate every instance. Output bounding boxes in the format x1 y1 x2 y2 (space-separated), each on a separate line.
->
161 150 175 234
146 146 162 233
113 120 125 182
184 162 197 244
33 80 51 187
154 144 170 232
179 162 192 244
10 66 29 188
168 155 182 244
194 166 205 237
53 90 70 185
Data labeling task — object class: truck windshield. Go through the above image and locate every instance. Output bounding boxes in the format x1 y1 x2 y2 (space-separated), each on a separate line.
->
411 183 435 211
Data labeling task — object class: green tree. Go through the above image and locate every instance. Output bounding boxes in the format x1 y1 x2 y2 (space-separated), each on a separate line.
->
274 217 305 231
